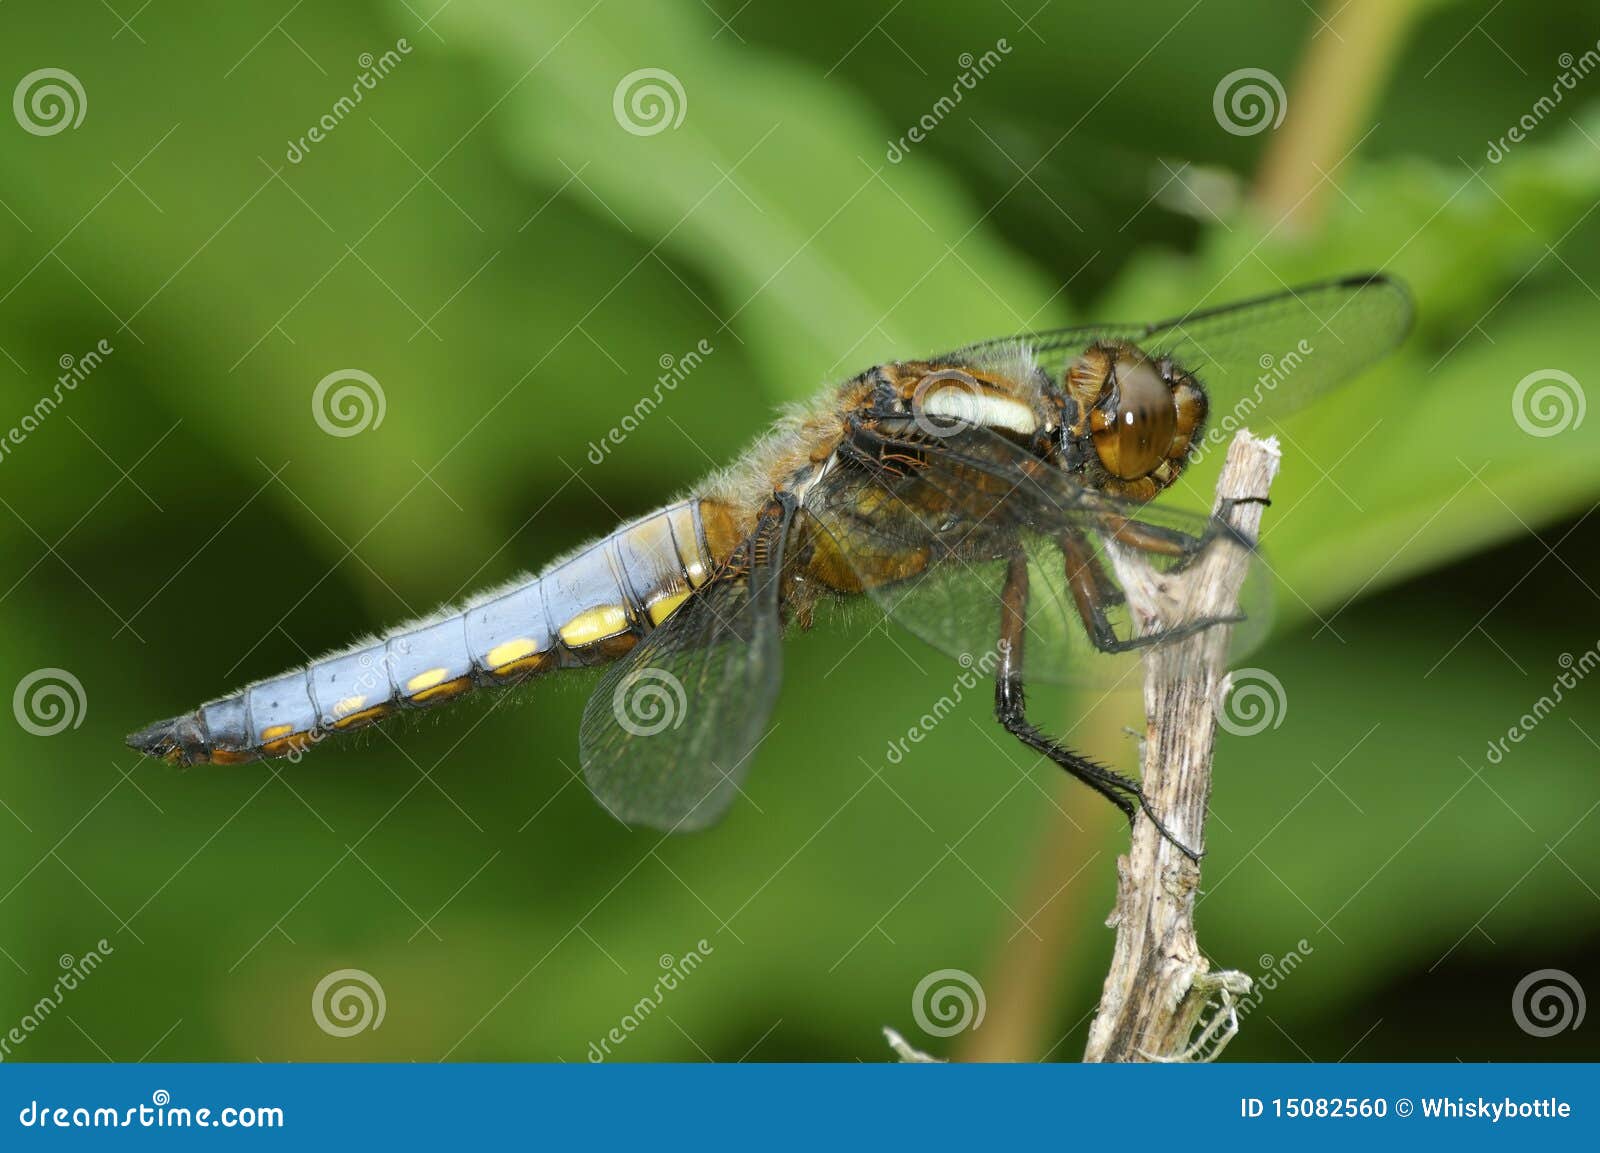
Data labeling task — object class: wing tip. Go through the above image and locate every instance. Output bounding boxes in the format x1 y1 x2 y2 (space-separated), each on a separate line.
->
1332 270 1392 290
1332 269 1414 320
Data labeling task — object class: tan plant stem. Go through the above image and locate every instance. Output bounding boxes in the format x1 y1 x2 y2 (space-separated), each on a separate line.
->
1082 430 1280 1063
1252 0 1423 228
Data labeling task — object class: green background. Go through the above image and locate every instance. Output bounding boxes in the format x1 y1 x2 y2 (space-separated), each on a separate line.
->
1 0 1597 1062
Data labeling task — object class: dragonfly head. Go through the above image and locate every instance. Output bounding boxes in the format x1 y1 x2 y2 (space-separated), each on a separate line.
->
1058 340 1208 499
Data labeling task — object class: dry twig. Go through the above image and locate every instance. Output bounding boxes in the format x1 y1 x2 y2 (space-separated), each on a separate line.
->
1082 430 1281 1063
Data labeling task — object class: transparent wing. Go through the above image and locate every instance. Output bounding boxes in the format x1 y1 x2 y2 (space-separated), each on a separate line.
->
957 273 1412 422
578 502 791 832
804 423 1268 685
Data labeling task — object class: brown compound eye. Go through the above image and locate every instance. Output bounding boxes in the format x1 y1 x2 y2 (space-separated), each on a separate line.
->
1091 357 1177 480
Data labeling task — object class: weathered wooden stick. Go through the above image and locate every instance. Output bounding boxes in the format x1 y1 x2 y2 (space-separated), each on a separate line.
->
1082 430 1281 1063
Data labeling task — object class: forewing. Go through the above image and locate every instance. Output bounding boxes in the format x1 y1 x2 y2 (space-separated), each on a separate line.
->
959 273 1412 422
805 424 1267 684
578 502 791 832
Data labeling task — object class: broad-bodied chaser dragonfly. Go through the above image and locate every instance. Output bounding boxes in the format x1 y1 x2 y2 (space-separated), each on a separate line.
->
130 274 1411 855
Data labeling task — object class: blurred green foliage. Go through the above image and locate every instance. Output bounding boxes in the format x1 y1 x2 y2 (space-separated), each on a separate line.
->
1 0 1597 1062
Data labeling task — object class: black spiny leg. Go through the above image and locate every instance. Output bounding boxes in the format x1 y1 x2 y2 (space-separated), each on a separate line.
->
993 553 1203 862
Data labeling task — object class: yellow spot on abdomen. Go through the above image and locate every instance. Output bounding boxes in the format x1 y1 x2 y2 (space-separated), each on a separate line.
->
647 590 691 626
330 704 388 730
405 667 449 694
486 638 539 670
559 605 629 648
259 723 293 741
411 676 472 704
489 653 550 679
332 694 367 718
263 731 316 757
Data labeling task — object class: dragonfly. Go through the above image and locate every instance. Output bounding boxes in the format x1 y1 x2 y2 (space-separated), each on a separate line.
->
129 273 1411 856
